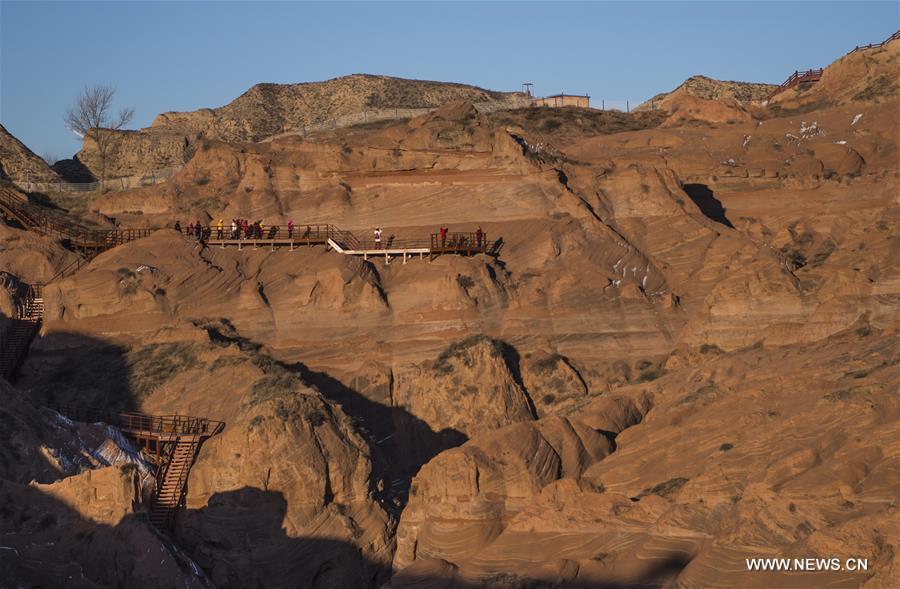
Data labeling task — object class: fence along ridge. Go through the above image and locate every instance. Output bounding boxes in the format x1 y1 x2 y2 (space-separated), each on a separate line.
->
848 29 900 53
770 29 899 98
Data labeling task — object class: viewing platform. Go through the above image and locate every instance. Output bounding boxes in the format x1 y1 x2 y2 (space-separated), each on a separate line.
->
200 224 496 263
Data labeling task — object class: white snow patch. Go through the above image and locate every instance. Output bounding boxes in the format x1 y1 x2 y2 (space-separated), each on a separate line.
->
851 113 863 126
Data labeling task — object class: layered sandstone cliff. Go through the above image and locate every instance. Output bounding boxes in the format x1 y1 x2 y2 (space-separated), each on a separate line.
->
75 74 530 180
0 124 60 184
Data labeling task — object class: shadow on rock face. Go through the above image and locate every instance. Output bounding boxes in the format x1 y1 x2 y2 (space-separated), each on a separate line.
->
1 477 691 589
16 330 156 413
682 183 734 228
298 361 469 503
176 487 391 589
197 317 468 511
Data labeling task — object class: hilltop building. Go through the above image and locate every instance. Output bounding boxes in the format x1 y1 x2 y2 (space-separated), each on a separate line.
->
533 93 590 108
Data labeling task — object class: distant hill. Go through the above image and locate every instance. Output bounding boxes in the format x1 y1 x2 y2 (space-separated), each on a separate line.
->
150 74 530 143
635 75 778 111
0 124 60 185
76 74 530 179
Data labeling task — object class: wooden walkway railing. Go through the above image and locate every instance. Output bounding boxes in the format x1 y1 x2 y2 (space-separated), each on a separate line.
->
0 191 153 256
3 191 500 266
769 69 824 98
194 225 497 259
769 29 899 99
848 29 900 54
50 403 225 440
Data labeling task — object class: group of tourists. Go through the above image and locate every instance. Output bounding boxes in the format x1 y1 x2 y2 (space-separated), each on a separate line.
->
172 218 486 250
174 218 317 242
435 225 484 249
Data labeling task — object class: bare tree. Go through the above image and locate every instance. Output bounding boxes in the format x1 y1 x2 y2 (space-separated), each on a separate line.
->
65 85 134 189
41 152 59 166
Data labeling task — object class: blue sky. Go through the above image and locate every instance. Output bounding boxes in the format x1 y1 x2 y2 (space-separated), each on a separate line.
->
1 1 897 159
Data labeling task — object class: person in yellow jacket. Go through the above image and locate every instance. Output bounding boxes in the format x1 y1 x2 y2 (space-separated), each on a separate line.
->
216 219 224 240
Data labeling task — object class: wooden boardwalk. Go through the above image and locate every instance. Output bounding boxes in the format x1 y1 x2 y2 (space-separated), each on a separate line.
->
199 225 496 262
0 191 153 257
2 192 500 264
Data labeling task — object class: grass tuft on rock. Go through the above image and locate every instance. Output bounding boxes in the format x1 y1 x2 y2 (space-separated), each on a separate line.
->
127 343 201 399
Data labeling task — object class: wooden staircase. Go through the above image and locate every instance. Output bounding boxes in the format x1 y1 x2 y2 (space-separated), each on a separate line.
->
0 285 43 381
0 317 41 380
149 436 201 530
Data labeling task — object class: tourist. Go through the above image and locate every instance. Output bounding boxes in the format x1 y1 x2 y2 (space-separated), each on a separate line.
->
440 226 448 248
374 227 382 249
174 220 182 233
231 219 238 239
288 219 294 239
217 219 224 240
303 225 311 238
242 219 249 239
187 222 194 237
476 226 483 248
